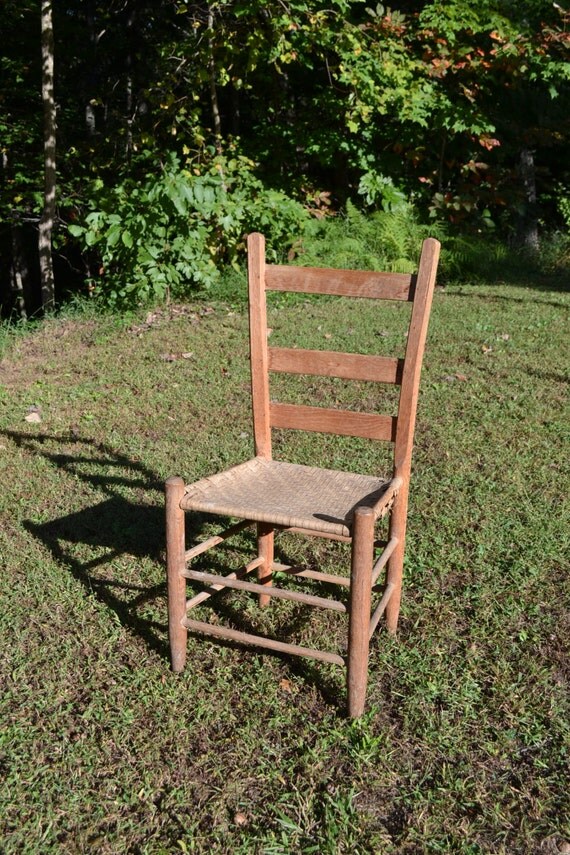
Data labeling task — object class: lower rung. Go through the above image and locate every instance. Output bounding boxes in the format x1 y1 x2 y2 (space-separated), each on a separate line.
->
184 569 346 612
369 581 396 638
182 617 345 666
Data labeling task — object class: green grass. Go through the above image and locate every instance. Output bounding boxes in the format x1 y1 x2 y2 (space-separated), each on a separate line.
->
0 272 569 853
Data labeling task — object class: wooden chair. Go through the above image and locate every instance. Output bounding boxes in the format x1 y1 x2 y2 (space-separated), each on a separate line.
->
166 233 440 717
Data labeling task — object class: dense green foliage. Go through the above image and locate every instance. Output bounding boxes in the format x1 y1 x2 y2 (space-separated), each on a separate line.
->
69 151 308 305
1 0 569 310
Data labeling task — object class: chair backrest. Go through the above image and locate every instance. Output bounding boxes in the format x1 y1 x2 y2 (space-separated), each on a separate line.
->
247 233 440 482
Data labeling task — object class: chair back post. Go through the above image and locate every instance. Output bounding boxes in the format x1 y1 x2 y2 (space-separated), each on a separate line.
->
247 232 272 459
384 237 439 634
393 237 440 484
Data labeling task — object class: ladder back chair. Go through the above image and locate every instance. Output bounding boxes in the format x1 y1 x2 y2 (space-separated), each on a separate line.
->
166 232 440 717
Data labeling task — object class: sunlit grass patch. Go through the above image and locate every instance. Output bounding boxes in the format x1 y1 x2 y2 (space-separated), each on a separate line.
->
0 275 568 853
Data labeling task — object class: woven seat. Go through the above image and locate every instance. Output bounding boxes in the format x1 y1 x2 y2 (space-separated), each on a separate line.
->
166 232 441 717
181 458 392 537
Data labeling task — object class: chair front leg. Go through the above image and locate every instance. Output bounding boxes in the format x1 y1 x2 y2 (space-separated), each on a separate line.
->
257 521 274 607
166 476 187 672
347 506 375 718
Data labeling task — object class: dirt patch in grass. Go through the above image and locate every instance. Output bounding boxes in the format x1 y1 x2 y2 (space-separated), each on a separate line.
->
0 318 100 388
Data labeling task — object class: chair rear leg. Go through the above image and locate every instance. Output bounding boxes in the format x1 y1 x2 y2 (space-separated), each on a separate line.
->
385 494 408 635
166 476 187 672
257 522 274 607
347 507 375 718
385 546 404 635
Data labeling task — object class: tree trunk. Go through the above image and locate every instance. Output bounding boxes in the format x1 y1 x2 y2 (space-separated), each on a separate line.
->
39 0 56 311
11 225 29 320
517 147 539 250
125 4 136 160
207 7 222 149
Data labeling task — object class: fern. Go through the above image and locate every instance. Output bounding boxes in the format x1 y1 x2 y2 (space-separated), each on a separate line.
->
296 201 443 273
282 200 568 285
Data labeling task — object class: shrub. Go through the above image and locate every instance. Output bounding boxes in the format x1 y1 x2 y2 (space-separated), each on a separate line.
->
69 152 308 307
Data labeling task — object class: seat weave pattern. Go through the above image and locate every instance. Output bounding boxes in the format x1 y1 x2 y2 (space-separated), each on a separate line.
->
180 457 390 537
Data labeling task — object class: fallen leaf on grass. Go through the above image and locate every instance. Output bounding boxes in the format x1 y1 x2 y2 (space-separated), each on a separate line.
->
442 374 468 382
129 305 201 334
161 352 195 361
24 405 42 423
279 678 294 693
234 812 248 826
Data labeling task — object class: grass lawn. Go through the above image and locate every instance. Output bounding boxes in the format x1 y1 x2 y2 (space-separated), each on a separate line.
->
0 271 568 853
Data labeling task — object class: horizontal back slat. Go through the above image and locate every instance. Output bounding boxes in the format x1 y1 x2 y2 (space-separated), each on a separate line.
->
265 265 415 301
270 402 397 441
269 347 403 384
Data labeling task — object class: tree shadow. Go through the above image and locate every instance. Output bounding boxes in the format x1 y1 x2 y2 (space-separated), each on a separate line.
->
186 535 349 711
448 288 569 309
5 429 348 712
442 259 569 295
524 366 569 385
5 429 180 659
25 498 169 657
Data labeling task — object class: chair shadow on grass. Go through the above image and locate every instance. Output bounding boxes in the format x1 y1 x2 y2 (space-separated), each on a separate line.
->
6 428 346 710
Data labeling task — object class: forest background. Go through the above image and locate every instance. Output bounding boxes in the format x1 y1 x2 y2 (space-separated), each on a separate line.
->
1 0 569 316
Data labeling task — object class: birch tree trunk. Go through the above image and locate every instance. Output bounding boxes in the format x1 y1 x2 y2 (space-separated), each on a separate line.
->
39 0 56 310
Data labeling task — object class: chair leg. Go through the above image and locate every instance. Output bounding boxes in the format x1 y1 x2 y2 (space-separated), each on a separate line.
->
385 547 404 635
257 522 274 607
385 493 408 635
347 506 375 718
166 476 187 672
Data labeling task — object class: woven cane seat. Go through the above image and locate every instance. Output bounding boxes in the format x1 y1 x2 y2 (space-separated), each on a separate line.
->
180 457 390 538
